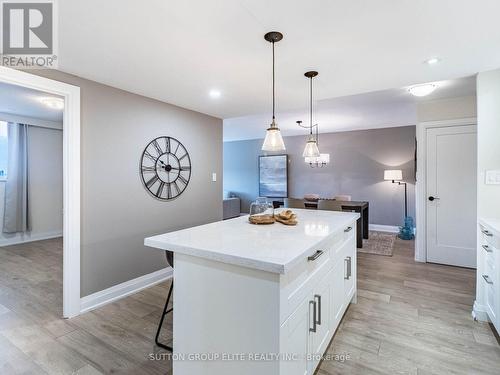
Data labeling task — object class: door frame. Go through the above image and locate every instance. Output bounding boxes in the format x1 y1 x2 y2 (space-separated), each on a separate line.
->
0 66 81 318
415 117 477 263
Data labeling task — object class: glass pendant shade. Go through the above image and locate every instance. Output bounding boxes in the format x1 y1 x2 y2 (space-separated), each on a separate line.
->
262 122 286 152
302 135 320 158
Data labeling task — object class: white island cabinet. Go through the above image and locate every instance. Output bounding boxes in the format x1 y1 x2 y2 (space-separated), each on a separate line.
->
145 209 359 375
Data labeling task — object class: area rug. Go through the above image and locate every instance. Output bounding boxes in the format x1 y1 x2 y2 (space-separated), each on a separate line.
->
357 231 396 256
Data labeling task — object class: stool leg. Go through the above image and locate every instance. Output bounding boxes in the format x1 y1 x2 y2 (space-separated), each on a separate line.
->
155 281 173 351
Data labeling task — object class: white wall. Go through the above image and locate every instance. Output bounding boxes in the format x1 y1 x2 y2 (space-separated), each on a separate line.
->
416 95 477 122
0 123 63 246
474 69 500 315
477 70 500 219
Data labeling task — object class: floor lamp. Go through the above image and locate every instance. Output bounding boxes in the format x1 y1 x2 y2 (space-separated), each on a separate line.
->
384 170 414 240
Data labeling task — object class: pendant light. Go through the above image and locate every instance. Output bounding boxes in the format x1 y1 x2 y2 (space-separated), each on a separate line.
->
262 32 286 152
302 71 320 158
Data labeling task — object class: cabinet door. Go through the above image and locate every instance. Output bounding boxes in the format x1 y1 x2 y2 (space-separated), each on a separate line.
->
331 258 346 330
280 296 311 375
310 270 332 371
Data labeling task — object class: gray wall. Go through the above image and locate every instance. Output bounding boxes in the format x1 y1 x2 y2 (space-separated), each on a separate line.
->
224 126 415 227
33 70 223 297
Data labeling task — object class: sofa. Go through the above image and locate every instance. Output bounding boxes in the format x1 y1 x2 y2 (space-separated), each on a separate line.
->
223 192 240 220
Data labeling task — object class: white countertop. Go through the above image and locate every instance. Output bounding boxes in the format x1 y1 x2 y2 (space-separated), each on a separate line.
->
144 209 359 274
479 218 500 237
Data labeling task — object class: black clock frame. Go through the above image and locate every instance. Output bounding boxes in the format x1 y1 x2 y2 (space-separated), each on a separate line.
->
139 136 192 201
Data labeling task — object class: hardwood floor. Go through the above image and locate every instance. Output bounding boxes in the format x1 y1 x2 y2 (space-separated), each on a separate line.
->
0 237 499 374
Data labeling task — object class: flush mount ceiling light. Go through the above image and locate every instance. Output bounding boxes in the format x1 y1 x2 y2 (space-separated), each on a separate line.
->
261 31 286 152
408 83 437 97
209 89 221 99
39 97 64 110
424 57 441 65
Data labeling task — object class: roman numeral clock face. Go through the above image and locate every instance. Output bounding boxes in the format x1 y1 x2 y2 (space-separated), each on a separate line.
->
140 136 191 200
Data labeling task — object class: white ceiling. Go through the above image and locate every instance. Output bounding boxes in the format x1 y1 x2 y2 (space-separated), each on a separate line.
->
224 75 476 141
58 0 500 120
0 82 63 122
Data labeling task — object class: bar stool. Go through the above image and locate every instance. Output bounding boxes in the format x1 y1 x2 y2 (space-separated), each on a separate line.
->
155 250 173 351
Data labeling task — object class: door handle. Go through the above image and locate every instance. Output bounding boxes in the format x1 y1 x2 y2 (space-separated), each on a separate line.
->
428 196 440 201
481 229 493 237
314 294 321 326
344 226 352 233
482 275 493 285
482 244 493 253
309 300 317 332
308 250 324 261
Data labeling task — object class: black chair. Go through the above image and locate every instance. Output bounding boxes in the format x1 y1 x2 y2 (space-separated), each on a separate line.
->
155 250 173 351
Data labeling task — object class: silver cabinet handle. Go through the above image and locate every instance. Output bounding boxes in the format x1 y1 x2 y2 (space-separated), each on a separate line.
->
314 294 321 326
308 250 324 261
344 256 352 279
482 245 493 253
344 226 352 233
309 300 317 332
347 256 352 279
344 258 349 279
482 275 493 285
481 229 493 237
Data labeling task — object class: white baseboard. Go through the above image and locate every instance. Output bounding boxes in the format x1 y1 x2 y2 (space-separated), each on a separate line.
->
472 300 490 322
0 230 63 247
369 224 399 233
80 267 172 314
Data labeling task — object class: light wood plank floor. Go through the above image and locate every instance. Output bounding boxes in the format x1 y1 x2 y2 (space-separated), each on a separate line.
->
0 237 499 374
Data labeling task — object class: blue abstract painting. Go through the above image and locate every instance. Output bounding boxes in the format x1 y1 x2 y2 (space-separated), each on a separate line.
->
259 155 288 198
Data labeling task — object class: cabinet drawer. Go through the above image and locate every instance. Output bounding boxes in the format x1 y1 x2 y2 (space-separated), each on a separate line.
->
480 225 500 248
280 229 347 323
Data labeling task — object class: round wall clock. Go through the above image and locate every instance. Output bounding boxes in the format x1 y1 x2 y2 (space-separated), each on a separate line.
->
140 136 192 200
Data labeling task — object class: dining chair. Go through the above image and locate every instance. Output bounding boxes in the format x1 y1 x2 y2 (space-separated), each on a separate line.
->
284 197 305 209
317 199 344 211
334 195 352 201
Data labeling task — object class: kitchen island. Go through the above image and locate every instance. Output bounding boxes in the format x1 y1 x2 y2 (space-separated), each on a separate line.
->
144 209 359 375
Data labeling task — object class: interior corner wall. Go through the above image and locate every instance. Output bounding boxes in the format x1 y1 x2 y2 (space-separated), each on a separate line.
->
224 126 416 227
31 70 223 297
477 70 500 220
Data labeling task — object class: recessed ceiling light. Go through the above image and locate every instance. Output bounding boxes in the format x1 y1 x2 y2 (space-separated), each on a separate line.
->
39 97 64 110
425 57 441 65
408 83 437 97
209 89 221 99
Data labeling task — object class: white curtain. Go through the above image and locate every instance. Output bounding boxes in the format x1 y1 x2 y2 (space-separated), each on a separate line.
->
3 122 30 233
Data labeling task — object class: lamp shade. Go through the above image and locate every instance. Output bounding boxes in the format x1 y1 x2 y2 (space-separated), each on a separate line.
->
302 136 320 158
262 125 285 152
384 169 403 181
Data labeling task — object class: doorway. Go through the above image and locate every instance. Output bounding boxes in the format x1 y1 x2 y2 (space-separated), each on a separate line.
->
0 67 81 318
415 118 477 268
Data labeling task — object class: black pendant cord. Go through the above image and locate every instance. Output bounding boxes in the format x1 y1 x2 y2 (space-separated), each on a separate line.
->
272 40 275 121
309 76 313 135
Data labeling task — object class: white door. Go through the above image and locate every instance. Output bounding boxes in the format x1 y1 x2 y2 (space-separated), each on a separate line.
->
426 125 477 267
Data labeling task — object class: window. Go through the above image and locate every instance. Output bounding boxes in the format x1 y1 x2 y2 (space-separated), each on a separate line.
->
0 121 7 179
